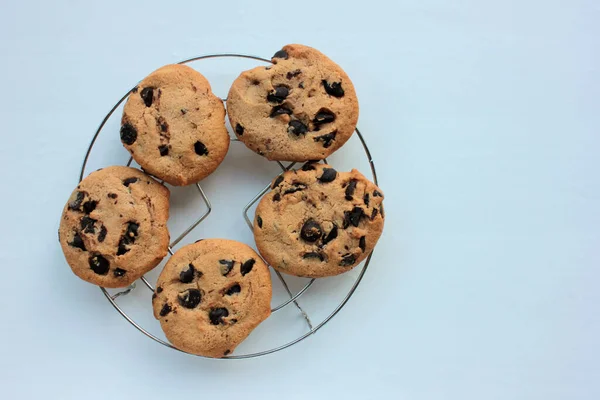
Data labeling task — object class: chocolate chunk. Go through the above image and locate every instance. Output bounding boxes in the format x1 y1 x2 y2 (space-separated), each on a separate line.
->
272 49 288 60
371 208 379 220
178 289 202 309
314 131 337 148
123 177 138 187
284 182 307 195
380 205 385 219
322 80 345 97
82 200 97 214
301 161 317 171
117 222 139 255
209 308 229 325
160 303 172 317
224 350 231 356
267 86 289 103
303 252 324 261
159 120 168 133
241 259 255 276
225 284 241 296
68 191 86 211
256 215 263 228
120 123 137 145
219 259 234 276
359 236 366 252
373 190 382 197
69 232 86 251
180 108 187 115
235 123 244 135
318 168 337 183
339 253 356 267
108 193 118 199
322 224 338 245
363 193 370 207
158 145 169 156
286 69 301 79
179 264 195 283
301 219 322 242
270 105 292 117
89 254 109 275
98 225 107 242
113 268 126 277
272 175 284 189
194 141 208 156
140 87 154 107
273 193 281 202
132 86 138 93
345 180 358 200
156 286 163 293
288 120 308 136
80 216 96 234
313 109 336 127
343 207 364 228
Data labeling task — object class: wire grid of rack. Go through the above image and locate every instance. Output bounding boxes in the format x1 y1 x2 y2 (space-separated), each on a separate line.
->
79 54 379 359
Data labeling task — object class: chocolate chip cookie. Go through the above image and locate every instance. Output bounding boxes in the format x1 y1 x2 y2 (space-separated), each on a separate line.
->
152 239 272 358
253 162 384 277
227 44 359 161
120 64 230 186
59 166 170 288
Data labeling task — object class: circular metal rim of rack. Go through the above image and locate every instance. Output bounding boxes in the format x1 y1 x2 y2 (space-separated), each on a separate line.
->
79 53 379 359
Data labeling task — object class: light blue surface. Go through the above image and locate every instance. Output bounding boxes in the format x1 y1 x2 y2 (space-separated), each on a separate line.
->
0 0 598 399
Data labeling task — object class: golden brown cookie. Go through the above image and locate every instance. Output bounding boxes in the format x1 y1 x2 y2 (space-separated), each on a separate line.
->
227 44 359 161
253 162 384 277
152 239 272 358
120 64 230 186
59 166 170 288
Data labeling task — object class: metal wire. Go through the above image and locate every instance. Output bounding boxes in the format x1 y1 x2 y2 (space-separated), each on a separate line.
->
80 53 379 359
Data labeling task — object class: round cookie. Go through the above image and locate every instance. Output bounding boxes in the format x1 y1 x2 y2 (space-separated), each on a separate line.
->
59 166 170 288
227 44 359 161
120 64 230 186
253 162 384 278
152 239 272 358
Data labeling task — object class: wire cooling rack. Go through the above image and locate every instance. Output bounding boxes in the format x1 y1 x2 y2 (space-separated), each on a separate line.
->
79 53 379 359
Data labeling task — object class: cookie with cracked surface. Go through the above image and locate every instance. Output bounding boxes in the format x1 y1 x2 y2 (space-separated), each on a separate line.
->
227 44 359 161
120 64 230 186
152 239 272 358
59 166 170 288
253 162 384 278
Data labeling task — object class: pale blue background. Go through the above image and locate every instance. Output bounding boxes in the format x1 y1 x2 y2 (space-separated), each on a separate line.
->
0 0 598 399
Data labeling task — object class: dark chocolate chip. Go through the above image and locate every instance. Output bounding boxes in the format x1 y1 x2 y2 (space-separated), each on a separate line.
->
108 193 118 199
98 225 107 242
156 286 163 293
272 175 284 189
113 268 126 277
89 254 109 275
322 224 338 245
318 168 337 183
345 180 358 200
344 207 365 228
131 86 139 93
322 80 345 97
120 123 137 145
270 105 292 117
69 232 86 251
256 215 263 228
80 216 96 234
179 264 195 283
272 49 288 59
286 69 301 79
68 191 86 211
82 200 97 214
363 193 370 207
117 222 139 255
314 131 337 148
303 252 324 261
219 259 234 276
160 303 172 317
235 123 244 135
371 208 379 220
373 190 382 197
301 219 322 242
140 87 154 107
359 236 366 252
123 177 138 187
209 307 229 325
158 145 169 156
380 205 385 219
340 253 356 267
313 109 336 127
224 350 231 356
152 293 156 300
283 182 307 195
288 120 308 136
159 120 168 133
181 108 187 115
241 259 255 276
267 86 289 103
273 193 281 202
225 284 241 296
194 141 208 156
301 161 317 171
178 289 202 309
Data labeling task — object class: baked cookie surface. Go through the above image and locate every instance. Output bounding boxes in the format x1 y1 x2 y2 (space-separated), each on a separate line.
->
59 166 170 288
